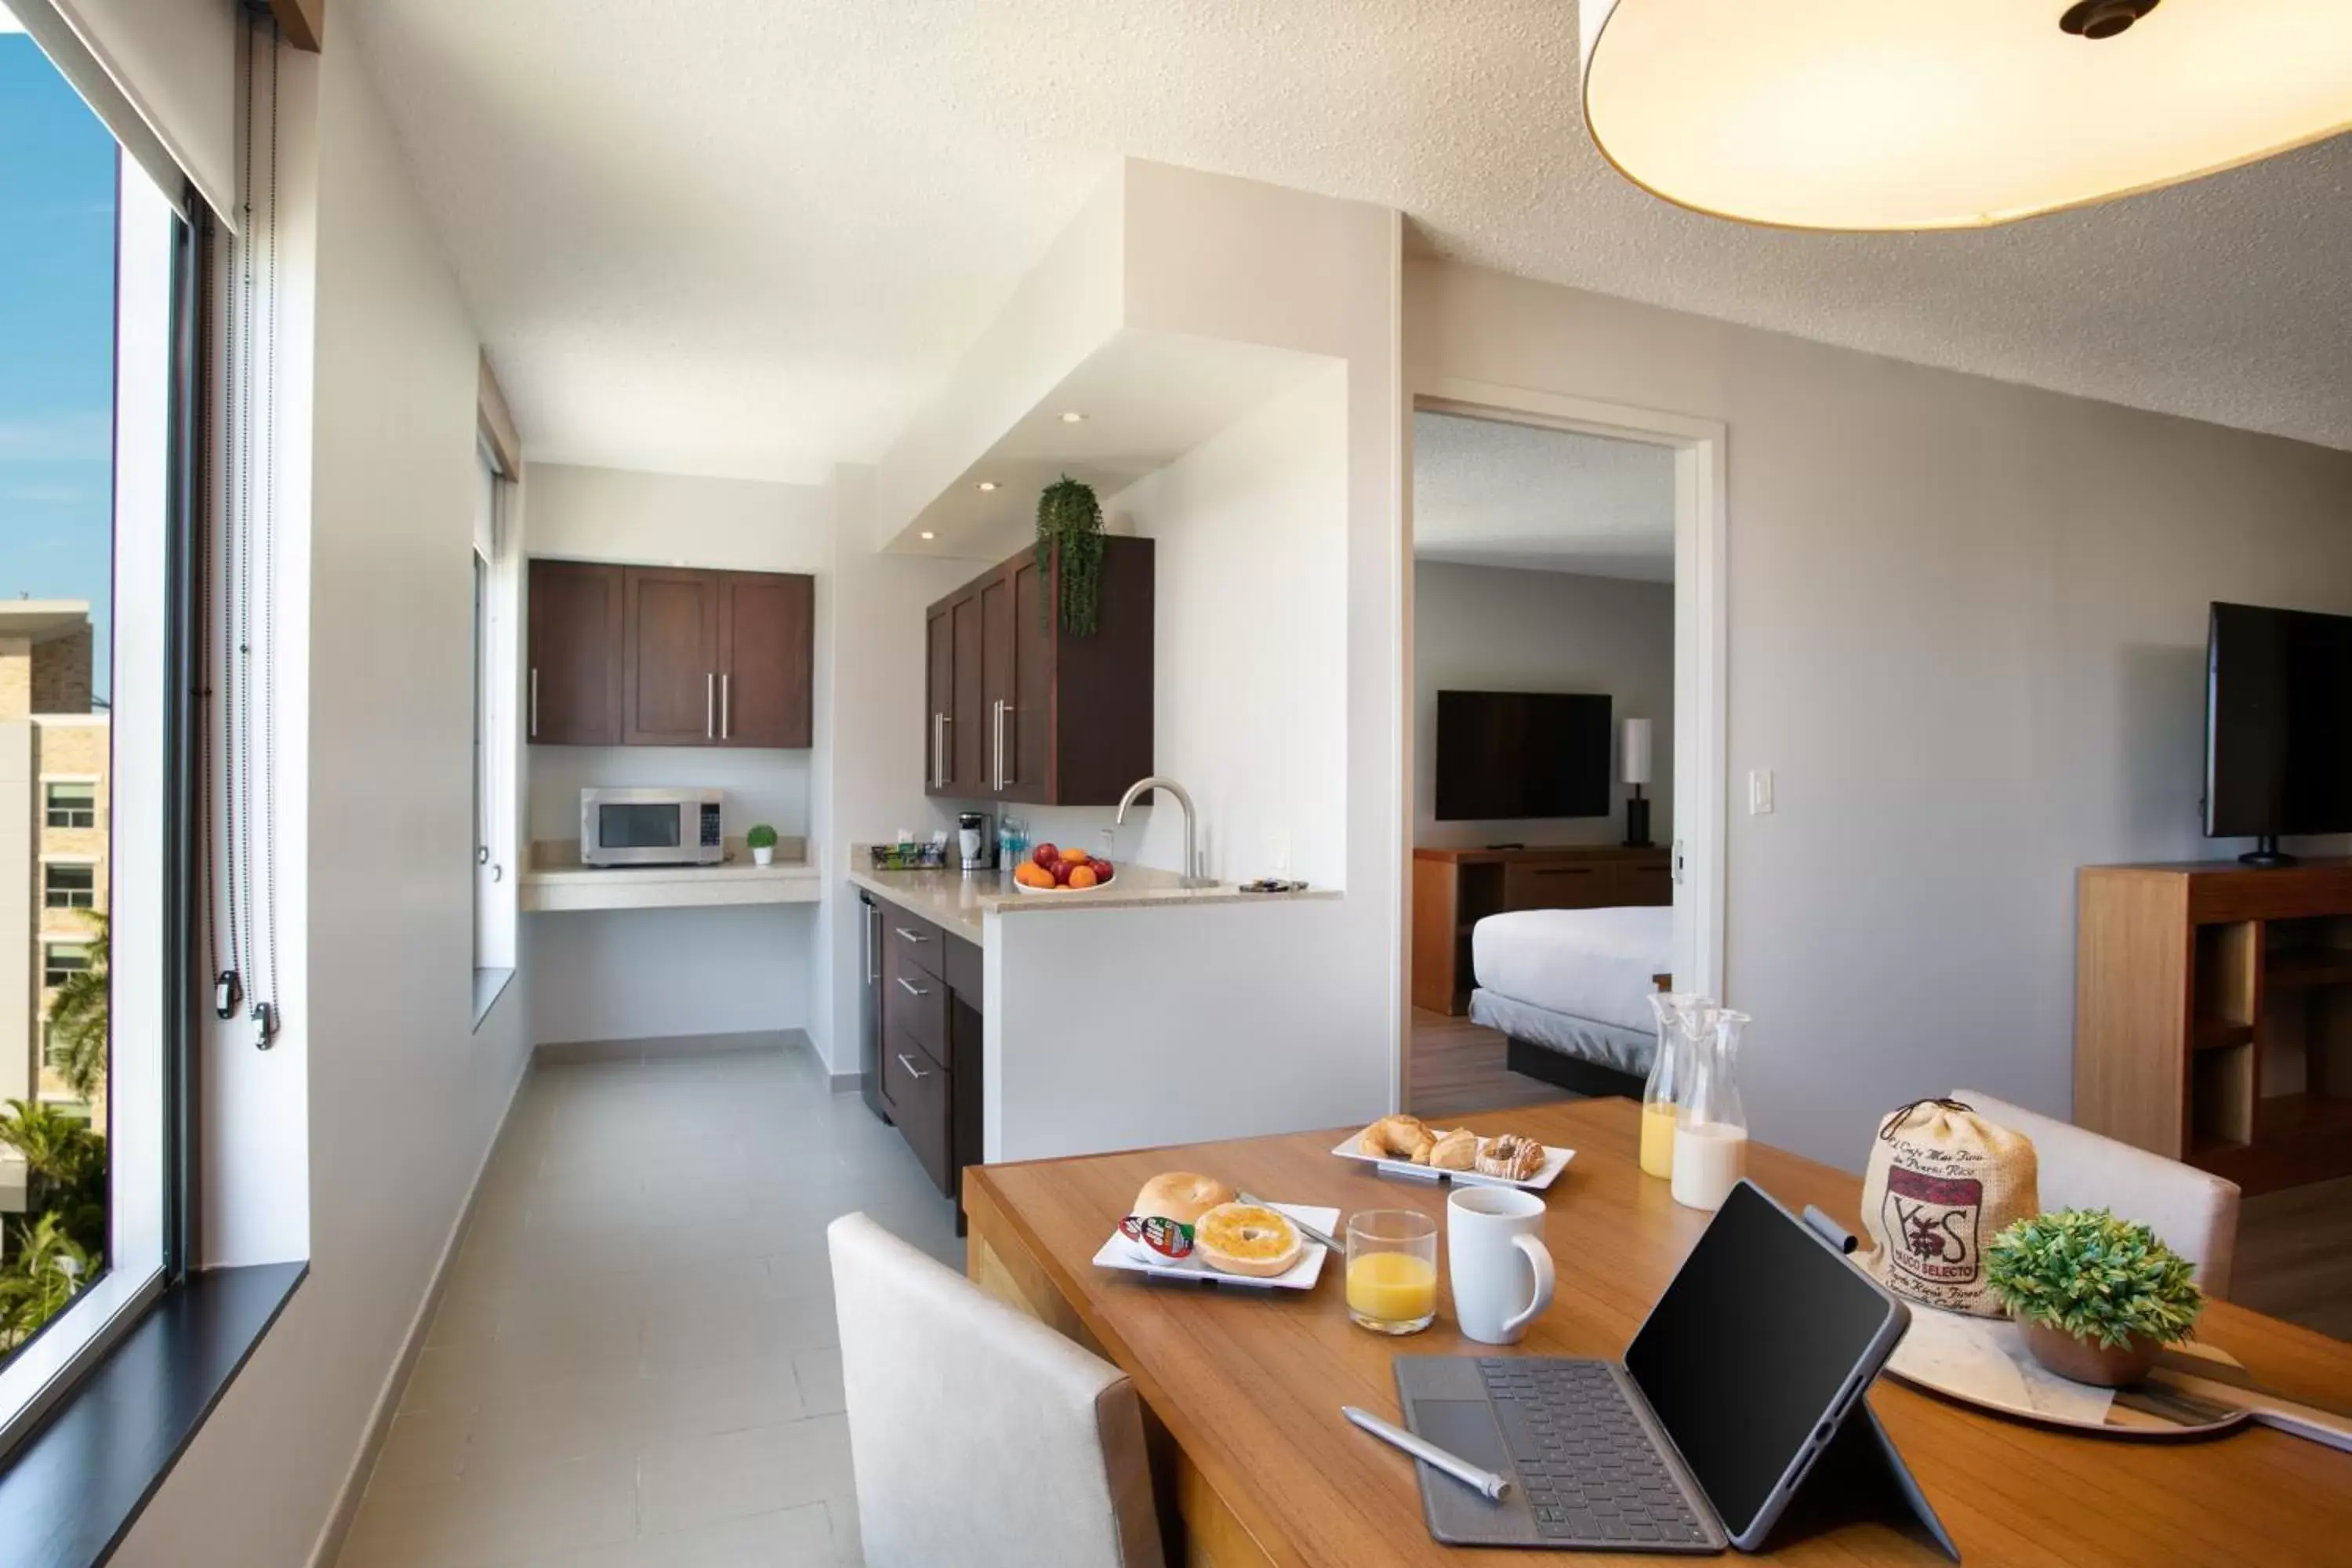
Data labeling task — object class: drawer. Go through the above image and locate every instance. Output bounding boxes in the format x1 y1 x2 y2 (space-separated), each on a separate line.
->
1613 860 1674 907
881 908 948 981
945 931 982 1000
884 935 949 1068
883 1024 953 1196
1504 861 1608 911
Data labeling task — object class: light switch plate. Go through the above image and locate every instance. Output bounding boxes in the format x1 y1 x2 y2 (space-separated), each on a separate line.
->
1749 768 1775 815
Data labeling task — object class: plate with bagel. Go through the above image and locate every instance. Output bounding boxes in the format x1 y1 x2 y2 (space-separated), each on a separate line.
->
1092 1171 1336 1291
1330 1114 1573 1190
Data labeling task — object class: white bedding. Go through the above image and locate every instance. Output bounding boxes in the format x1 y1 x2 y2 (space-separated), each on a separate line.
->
1471 906 1672 1036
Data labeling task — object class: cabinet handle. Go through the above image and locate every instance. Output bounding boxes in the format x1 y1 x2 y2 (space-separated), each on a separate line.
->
895 927 929 944
529 668 539 739
720 673 730 740
895 1051 931 1081
895 976 929 997
993 699 1006 791
935 713 947 788
706 673 715 739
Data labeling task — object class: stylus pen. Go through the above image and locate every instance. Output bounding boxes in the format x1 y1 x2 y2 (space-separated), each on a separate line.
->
1341 1405 1513 1501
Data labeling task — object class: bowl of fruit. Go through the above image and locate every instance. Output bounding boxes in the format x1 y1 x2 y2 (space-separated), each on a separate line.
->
1011 843 1117 894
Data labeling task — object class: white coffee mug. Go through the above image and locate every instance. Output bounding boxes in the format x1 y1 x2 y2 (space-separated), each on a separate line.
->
1446 1185 1556 1345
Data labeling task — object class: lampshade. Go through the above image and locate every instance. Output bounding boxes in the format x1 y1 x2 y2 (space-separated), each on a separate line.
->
1579 0 2352 231
1622 718 1653 787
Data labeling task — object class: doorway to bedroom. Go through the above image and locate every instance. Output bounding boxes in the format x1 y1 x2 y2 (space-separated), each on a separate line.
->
1404 396 1724 1119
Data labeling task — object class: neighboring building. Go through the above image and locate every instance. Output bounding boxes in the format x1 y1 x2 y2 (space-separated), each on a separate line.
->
0 604 109 1181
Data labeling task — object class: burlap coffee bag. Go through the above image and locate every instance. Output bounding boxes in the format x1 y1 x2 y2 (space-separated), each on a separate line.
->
1860 1098 2038 1316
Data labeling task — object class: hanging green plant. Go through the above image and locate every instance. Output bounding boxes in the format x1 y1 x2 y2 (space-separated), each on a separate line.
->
1035 475 1105 637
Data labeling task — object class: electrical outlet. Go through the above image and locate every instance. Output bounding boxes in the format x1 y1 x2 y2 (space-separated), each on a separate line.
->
1748 768 1775 815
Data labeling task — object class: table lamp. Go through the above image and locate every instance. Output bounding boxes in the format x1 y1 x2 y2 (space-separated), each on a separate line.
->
1623 717 1653 848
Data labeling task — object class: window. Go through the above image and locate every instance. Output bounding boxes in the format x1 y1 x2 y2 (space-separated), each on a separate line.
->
41 942 91 990
470 434 516 1019
42 862 94 909
43 781 95 828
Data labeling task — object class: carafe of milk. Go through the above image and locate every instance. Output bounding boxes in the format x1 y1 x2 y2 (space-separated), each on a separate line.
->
1671 1010 1751 1210
1639 993 1713 1181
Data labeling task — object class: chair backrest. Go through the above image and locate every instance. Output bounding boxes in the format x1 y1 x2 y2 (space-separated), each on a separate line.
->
1952 1088 2241 1299
827 1212 1164 1568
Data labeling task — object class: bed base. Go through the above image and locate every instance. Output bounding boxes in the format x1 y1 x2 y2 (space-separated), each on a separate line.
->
1504 1036 1646 1101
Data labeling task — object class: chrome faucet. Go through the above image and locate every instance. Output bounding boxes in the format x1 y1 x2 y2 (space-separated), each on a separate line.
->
1115 775 1202 887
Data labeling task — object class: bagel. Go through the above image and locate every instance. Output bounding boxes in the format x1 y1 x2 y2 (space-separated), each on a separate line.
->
1428 1127 1480 1171
1192 1203 1303 1279
1475 1133 1546 1182
1131 1171 1236 1229
1359 1114 1436 1164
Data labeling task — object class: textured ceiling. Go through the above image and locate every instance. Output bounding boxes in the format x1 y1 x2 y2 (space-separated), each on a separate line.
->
348 1 2352 485
1414 412 1674 581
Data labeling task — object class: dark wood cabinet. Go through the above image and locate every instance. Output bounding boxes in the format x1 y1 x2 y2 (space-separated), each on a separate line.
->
924 536 1153 805
527 560 625 745
872 903 985 1225
529 559 813 749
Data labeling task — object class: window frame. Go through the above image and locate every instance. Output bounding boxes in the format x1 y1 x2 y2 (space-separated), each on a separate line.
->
469 434 517 1026
42 859 99 909
42 778 100 829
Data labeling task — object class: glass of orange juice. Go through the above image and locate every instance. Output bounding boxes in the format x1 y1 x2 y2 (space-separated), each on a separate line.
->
1345 1209 1439 1334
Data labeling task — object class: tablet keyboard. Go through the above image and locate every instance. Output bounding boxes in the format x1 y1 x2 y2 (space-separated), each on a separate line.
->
1479 1359 1713 1548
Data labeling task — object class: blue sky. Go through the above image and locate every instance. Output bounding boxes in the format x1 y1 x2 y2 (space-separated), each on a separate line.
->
0 20 118 694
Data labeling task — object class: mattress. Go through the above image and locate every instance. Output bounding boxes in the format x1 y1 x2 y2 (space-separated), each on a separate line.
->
1469 988 1657 1077
1470 905 1672 1036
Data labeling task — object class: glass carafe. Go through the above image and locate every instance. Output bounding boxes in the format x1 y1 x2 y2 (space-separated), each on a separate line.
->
1671 1010 1751 1211
1640 993 1715 1180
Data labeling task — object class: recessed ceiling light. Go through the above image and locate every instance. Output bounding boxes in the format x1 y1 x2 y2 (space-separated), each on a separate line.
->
920 531 936 540
1578 0 2352 230
976 481 998 492
1060 411 1087 423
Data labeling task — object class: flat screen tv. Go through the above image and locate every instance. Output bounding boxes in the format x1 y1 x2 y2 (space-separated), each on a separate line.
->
2205 601 2352 865
1435 690 1612 822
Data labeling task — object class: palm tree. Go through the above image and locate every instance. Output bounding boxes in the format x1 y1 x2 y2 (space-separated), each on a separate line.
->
43 911 107 1102
0 1212 96 1348
0 1099 106 1258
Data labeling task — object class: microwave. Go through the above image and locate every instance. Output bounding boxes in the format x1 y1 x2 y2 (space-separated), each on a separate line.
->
580 787 724 866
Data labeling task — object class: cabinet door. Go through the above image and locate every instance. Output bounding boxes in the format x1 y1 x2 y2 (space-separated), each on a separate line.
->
1006 552 1054 801
924 602 955 794
979 568 1016 797
719 572 812 747
949 590 985 793
528 560 625 746
623 568 722 746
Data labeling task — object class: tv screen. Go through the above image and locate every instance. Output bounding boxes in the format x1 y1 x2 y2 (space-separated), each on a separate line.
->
1435 690 1612 822
2205 602 2352 840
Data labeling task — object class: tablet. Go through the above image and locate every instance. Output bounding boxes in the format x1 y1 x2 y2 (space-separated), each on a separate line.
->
1623 1180 1911 1551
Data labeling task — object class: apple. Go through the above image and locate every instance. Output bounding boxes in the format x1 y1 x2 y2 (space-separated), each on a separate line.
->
1092 859 1114 883
1053 859 1073 886
1033 843 1058 869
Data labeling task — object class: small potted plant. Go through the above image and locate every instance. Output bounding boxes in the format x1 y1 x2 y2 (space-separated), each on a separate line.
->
746 824 779 867
1985 1208 2203 1387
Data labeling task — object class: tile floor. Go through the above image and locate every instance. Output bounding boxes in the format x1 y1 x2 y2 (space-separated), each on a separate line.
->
336 1040 960 1568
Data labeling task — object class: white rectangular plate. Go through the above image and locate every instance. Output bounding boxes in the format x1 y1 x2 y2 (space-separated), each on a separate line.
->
1328 1134 1574 1191
1091 1203 1338 1291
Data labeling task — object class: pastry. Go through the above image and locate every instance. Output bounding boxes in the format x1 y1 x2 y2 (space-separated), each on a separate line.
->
1428 1127 1480 1171
1359 1114 1437 1164
1192 1203 1304 1278
1475 1133 1545 1182
1131 1171 1238 1229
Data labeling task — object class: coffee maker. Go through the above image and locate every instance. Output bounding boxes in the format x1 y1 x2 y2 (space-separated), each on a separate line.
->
956 810 997 874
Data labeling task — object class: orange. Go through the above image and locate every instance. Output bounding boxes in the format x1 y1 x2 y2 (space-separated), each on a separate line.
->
1068 865 1099 888
1014 862 1052 888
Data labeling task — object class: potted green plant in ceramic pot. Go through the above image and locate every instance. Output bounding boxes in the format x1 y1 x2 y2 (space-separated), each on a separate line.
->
1986 1208 2203 1387
746 823 779 867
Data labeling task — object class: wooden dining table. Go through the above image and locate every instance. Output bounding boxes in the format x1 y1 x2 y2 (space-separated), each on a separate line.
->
961 1097 2352 1567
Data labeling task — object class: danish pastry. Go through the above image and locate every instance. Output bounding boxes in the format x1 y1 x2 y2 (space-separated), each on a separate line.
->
1428 1127 1480 1171
1192 1203 1304 1278
1475 1133 1545 1182
1359 1114 1436 1164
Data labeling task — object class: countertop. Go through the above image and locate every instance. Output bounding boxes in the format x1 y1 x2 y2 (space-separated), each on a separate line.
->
523 837 819 913
845 845 1327 944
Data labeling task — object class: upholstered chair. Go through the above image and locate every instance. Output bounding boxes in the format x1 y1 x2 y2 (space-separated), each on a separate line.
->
827 1212 1165 1567
1953 1088 2241 1298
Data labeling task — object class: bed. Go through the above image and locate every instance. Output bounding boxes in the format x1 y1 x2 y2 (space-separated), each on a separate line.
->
1466 906 1671 1096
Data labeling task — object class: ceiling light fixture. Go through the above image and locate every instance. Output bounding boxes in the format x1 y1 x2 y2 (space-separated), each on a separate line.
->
1579 0 2352 231
1060 411 1087 423
976 481 998 492
920 531 936 540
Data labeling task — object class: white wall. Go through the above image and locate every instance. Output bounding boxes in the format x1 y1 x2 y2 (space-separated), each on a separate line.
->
1109 363 1350 886
118 30 533 1566
521 461 831 1050
1413 561 1673 851
1406 256 2352 1168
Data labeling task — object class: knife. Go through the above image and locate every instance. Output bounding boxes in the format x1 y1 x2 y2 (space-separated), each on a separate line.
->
1238 1192 1341 1254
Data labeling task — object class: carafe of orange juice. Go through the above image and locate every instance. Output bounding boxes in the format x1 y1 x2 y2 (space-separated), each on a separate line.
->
1639 993 1713 1180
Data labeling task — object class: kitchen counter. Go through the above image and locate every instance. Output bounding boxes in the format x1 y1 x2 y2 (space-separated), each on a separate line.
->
845 845 1329 944
523 837 820 913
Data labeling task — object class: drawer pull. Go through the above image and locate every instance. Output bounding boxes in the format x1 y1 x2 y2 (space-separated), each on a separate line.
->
895 927 930 944
895 977 929 997
895 1051 932 1081
1530 867 1593 877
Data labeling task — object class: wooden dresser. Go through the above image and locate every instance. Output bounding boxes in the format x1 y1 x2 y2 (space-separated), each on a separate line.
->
1412 845 1672 1015
2074 858 2352 1195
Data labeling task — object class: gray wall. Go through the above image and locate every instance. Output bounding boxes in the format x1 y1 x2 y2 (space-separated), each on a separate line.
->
1413 561 1672 851
1410 256 2352 1170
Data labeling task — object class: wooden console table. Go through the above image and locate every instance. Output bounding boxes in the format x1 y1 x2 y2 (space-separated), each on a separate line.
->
2075 858 2352 1194
1411 845 1671 1014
